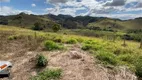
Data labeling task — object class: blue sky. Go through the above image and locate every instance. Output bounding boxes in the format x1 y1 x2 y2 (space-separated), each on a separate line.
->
0 0 142 20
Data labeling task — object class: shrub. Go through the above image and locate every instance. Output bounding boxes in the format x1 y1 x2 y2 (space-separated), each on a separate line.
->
66 38 77 44
96 52 117 65
8 35 18 40
52 24 61 32
135 56 142 78
44 40 63 51
30 68 62 80
37 54 48 67
32 22 43 30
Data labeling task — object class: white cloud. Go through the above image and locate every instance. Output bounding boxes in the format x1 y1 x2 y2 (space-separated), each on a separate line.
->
0 6 34 15
31 3 36 7
0 0 10 2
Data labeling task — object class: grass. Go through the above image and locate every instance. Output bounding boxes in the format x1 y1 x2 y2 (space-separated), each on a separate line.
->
44 40 64 51
96 51 118 65
8 35 18 40
0 25 142 78
66 38 78 44
30 68 62 80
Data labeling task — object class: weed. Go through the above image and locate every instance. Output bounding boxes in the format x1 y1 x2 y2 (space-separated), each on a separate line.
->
37 54 48 67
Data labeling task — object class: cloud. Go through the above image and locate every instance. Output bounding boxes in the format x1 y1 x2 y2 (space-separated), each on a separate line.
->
105 0 126 6
46 0 74 4
31 3 36 7
0 0 10 2
0 6 34 15
135 1 142 8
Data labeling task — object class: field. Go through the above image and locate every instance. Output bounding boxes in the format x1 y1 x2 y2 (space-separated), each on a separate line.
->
0 25 142 80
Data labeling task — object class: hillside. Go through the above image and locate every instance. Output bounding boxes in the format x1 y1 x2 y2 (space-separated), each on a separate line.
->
88 18 142 31
0 25 142 80
1 13 142 31
0 13 58 29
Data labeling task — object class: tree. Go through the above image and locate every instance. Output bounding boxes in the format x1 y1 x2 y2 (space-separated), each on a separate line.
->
17 15 23 27
33 22 43 30
52 24 61 32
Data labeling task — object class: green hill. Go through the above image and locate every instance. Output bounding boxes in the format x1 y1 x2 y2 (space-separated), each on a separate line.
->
0 13 142 31
87 18 142 31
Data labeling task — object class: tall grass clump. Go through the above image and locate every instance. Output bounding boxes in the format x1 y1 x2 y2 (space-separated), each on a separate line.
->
117 54 135 64
30 68 62 80
44 40 64 51
8 35 18 40
96 51 118 65
37 54 48 67
66 38 77 44
135 56 142 78
81 40 103 51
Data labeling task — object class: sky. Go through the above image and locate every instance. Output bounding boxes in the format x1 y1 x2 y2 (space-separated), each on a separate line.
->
0 0 142 20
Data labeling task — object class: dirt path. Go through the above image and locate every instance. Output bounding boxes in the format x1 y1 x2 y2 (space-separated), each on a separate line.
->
0 44 137 80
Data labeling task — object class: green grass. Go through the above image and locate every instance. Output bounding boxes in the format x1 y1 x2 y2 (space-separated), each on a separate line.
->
30 68 62 80
66 38 78 44
44 40 64 51
96 51 118 65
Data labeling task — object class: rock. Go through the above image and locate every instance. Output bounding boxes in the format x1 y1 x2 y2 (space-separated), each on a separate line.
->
69 51 82 59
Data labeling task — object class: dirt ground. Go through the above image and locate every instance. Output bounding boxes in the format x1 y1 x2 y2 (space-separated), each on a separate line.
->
0 44 137 80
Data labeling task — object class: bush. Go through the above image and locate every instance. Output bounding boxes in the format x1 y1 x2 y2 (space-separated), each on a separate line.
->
37 54 48 67
32 22 43 30
135 57 142 78
8 35 18 40
44 40 63 51
96 52 117 65
52 24 61 32
66 38 77 44
30 68 62 80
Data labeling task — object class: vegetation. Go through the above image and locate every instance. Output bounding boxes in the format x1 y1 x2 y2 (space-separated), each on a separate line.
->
30 68 62 80
37 54 48 67
0 25 142 78
44 40 64 51
52 24 61 32
33 22 43 30
66 38 77 44
8 35 18 40
96 51 118 65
